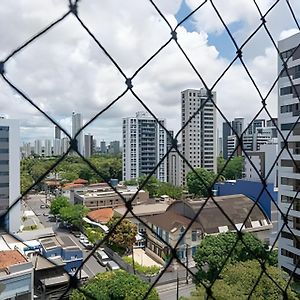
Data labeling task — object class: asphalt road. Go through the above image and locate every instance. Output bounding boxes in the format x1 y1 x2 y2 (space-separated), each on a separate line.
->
156 281 195 300
25 194 106 277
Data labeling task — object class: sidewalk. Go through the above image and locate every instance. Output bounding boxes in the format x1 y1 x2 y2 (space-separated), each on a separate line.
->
133 248 162 267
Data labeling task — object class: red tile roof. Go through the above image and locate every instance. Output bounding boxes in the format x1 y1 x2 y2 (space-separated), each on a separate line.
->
0 250 27 269
87 208 114 224
73 178 88 184
62 183 84 190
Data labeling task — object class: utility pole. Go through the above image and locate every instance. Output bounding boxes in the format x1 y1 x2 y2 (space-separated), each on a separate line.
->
186 244 189 284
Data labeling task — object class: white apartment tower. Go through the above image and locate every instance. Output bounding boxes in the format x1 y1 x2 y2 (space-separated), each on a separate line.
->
44 139 52 157
34 139 42 156
181 88 217 185
0 118 21 233
278 32 300 277
123 112 167 182
72 112 83 155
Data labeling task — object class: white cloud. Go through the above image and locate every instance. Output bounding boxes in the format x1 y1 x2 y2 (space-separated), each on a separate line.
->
0 0 299 145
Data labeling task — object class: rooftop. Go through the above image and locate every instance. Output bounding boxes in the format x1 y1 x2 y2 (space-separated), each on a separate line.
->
167 194 272 234
56 235 79 249
40 237 60 250
114 203 169 217
0 250 27 269
145 210 202 232
87 208 114 224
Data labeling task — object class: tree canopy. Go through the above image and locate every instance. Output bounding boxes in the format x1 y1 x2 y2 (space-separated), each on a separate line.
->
20 154 122 193
70 270 159 300
186 168 215 197
193 232 277 282
50 196 70 215
125 176 183 199
59 204 89 229
107 217 138 252
217 156 243 180
184 260 297 300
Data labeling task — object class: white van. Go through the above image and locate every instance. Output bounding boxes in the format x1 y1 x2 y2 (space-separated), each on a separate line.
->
95 250 110 265
106 260 120 271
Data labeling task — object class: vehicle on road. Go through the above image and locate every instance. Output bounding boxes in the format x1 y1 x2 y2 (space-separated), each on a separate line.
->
94 249 110 266
106 260 120 271
43 213 49 217
81 239 94 250
40 204 46 209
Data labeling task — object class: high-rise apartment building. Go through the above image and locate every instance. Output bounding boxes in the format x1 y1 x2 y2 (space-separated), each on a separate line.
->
248 119 265 134
109 141 120 154
181 88 217 185
61 137 69 154
231 117 245 136
54 125 61 140
0 118 21 233
21 142 31 158
100 141 106 154
84 134 93 158
44 139 52 157
278 32 300 277
72 112 83 154
122 112 167 182
53 139 62 156
34 139 42 156
222 122 231 159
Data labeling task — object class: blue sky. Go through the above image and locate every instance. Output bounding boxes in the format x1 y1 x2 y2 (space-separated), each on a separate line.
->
175 0 244 61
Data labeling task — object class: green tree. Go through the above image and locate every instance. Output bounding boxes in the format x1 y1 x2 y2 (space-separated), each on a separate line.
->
107 218 138 252
20 173 33 194
156 182 183 199
70 270 159 300
193 232 276 282
186 168 215 197
185 261 297 300
84 226 105 244
217 156 243 180
50 196 70 215
137 175 159 198
59 204 89 229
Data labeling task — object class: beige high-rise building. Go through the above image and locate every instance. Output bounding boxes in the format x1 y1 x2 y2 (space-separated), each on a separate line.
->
181 88 217 186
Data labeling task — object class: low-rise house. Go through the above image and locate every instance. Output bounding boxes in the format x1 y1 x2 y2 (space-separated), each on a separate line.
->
40 235 83 275
32 254 69 299
113 203 169 233
144 194 272 269
73 187 149 210
0 250 34 299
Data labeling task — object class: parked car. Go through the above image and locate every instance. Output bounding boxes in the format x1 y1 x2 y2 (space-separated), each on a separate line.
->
82 240 93 250
79 235 87 242
72 231 81 238
94 250 110 265
40 204 45 209
106 260 120 271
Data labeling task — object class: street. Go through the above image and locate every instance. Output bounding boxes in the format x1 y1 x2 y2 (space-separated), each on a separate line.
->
25 194 106 277
25 194 195 299
156 281 195 300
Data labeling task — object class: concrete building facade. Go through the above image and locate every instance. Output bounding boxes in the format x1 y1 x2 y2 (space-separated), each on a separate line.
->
72 112 83 155
122 112 167 182
181 88 217 186
84 134 93 158
0 119 21 233
277 32 300 277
